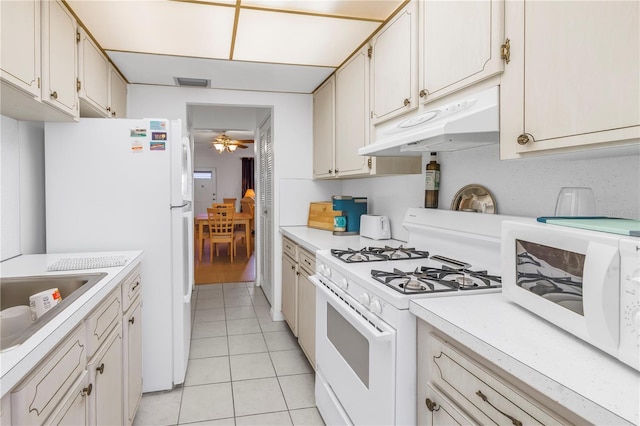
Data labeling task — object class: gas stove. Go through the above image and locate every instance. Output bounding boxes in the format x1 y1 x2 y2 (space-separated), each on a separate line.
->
314 208 526 426
316 247 502 312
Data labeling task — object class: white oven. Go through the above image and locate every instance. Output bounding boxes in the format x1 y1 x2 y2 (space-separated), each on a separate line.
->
312 274 396 426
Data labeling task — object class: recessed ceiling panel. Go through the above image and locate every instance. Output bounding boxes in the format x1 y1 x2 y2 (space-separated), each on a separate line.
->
67 1 235 58
233 8 380 66
108 51 335 93
239 0 403 21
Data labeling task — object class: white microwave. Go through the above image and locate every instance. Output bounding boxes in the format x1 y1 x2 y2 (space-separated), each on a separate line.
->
502 220 639 371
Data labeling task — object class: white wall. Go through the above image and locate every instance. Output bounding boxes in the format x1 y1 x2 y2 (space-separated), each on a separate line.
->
0 115 45 261
343 144 640 241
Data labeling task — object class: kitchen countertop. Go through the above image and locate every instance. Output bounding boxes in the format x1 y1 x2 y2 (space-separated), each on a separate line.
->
0 251 143 398
410 293 639 425
280 226 404 253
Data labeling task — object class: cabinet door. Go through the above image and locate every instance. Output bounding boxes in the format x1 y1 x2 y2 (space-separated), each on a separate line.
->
123 299 143 426
47 371 90 426
419 0 504 104
281 254 298 336
78 27 109 117
41 0 78 118
89 328 123 426
335 46 370 177
297 272 316 368
501 1 640 158
108 66 127 118
313 76 335 179
0 0 40 97
370 1 418 125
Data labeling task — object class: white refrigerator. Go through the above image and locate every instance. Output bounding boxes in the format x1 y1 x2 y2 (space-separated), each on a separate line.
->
44 118 193 393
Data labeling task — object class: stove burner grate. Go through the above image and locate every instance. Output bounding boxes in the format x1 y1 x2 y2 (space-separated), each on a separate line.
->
370 265 501 294
331 245 430 263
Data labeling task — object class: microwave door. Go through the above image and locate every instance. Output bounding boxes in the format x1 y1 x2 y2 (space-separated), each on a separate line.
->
582 242 620 352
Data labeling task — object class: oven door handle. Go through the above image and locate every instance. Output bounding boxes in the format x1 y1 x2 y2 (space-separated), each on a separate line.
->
311 275 395 342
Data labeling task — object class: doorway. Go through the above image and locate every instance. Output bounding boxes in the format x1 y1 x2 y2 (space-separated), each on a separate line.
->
193 168 217 216
188 104 270 286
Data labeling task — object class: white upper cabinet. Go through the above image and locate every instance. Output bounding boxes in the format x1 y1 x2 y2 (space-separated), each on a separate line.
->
370 1 418 125
78 27 110 117
313 76 335 179
0 0 41 98
335 45 370 177
1 0 80 121
108 65 128 118
500 1 640 158
419 0 505 104
41 0 79 118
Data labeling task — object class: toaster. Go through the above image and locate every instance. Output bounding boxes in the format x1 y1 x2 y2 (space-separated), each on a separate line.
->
360 215 391 240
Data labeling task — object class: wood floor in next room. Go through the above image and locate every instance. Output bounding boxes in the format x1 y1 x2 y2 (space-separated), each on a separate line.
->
195 234 256 284
133 282 325 425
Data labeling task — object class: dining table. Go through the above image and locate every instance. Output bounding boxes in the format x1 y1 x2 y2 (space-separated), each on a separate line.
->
195 211 253 260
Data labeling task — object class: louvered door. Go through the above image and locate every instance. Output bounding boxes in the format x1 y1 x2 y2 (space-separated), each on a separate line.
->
258 116 273 305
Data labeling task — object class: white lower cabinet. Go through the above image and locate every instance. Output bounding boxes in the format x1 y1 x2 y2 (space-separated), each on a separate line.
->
6 266 143 426
47 371 90 426
417 321 570 425
88 327 123 426
10 326 87 425
281 237 316 368
123 297 143 425
282 246 298 336
296 249 316 368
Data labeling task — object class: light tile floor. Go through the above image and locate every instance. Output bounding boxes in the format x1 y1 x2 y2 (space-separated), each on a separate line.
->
133 282 325 426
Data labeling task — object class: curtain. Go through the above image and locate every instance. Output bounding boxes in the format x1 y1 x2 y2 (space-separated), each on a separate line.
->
241 157 255 197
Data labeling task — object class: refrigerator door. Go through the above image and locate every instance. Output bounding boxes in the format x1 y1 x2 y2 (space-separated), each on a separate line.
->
170 121 193 385
44 118 190 393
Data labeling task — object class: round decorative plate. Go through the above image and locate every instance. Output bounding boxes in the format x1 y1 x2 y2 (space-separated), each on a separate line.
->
450 184 497 214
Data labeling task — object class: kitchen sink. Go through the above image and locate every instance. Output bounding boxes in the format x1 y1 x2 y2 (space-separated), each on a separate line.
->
0 273 107 351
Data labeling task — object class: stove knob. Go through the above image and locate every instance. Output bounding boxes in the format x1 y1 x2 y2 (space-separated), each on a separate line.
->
339 277 348 290
318 264 327 276
370 300 382 315
325 267 332 278
359 293 371 306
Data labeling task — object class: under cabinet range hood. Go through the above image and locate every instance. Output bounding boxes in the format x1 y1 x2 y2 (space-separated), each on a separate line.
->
360 86 499 156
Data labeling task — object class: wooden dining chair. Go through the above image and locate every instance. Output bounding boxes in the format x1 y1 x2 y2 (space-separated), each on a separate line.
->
207 204 238 262
222 198 237 210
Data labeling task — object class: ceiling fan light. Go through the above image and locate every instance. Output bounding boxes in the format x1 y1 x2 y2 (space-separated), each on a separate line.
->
227 144 237 152
213 142 225 151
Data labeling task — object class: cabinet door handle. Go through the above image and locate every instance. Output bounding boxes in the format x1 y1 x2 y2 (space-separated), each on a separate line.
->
96 363 105 374
129 317 135 325
517 133 534 145
501 38 511 64
419 90 427 98
106 106 111 112
475 390 522 426
425 398 439 412
403 98 410 106
291 265 295 270
82 383 93 396
50 91 58 99
296 271 300 276
131 280 140 292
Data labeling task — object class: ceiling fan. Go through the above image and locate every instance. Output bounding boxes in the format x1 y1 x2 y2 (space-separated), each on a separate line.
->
210 132 253 153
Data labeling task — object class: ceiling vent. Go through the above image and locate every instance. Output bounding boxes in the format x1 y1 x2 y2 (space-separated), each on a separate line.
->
174 77 210 88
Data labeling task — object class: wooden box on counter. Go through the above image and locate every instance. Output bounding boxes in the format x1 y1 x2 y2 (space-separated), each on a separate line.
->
307 202 341 231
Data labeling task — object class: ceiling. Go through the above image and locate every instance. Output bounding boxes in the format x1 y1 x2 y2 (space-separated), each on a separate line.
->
66 0 406 94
